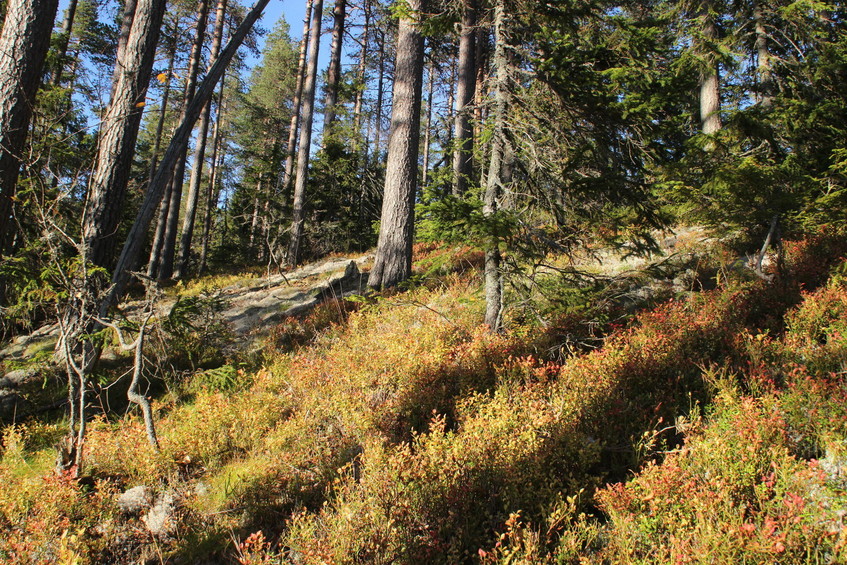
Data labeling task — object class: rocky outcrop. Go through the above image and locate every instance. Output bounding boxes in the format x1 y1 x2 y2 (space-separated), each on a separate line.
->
220 256 369 335
0 254 373 422
0 324 62 421
0 324 59 365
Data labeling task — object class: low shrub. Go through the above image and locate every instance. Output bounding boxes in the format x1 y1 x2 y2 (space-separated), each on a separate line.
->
4 233 846 563
596 391 847 564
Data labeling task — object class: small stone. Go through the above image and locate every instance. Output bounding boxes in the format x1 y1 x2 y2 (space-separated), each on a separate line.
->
143 492 176 537
117 485 152 514
3 368 38 386
194 481 209 497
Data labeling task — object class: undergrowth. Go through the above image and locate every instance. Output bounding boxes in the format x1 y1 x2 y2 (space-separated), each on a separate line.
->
1 229 846 563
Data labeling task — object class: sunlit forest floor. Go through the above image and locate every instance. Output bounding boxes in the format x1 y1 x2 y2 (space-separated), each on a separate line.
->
1 228 846 564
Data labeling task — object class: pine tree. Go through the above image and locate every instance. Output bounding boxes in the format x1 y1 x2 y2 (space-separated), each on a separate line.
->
198 74 228 274
155 0 210 280
82 0 166 269
109 0 271 304
697 0 722 136
484 0 509 331
280 0 313 203
351 0 370 152
323 0 347 137
451 0 476 196
368 0 426 289
49 0 79 86
287 0 324 266
175 0 229 279
0 0 60 258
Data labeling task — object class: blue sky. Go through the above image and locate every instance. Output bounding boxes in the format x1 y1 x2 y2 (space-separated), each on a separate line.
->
262 0 302 39
253 0 335 79
52 0 332 71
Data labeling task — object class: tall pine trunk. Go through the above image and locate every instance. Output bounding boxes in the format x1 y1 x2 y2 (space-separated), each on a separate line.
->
157 0 210 280
422 60 434 186
445 56 456 155
175 0 228 279
473 25 488 144
373 29 386 159
83 0 165 269
699 3 721 136
249 175 263 248
109 0 271 307
198 74 227 275
484 0 509 331
352 0 369 150
0 0 60 257
442 57 459 162
451 0 476 196
287 0 323 266
280 0 312 201
322 0 346 137
353 1 372 238
753 1 772 107
368 0 425 289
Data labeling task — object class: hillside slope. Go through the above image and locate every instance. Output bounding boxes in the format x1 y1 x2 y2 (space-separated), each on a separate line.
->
0 232 845 564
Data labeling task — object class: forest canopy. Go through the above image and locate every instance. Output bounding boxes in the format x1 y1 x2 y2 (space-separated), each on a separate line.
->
0 0 844 330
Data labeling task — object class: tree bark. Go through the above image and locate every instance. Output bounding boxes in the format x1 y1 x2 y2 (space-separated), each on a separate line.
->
82 0 165 269
753 0 772 107
198 74 227 275
175 0 228 279
157 0 210 281
108 0 271 308
287 0 323 266
484 0 509 332
0 0 60 256
111 0 139 99
699 3 721 136
352 0 369 151
451 0 476 197
368 0 425 289
700 72 721 134
280 0 312 202
322 0 346 137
